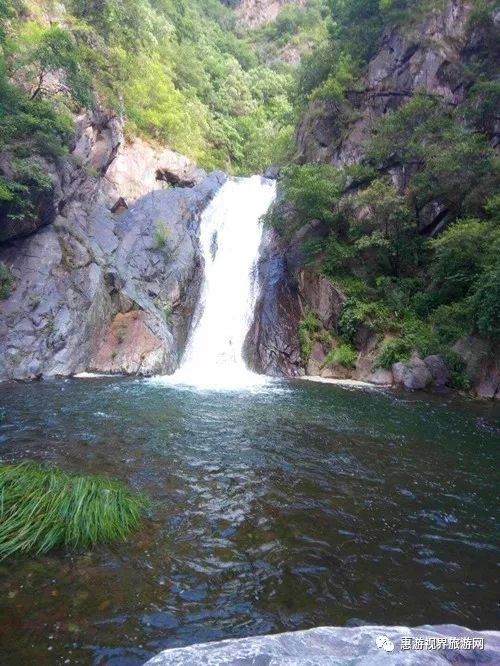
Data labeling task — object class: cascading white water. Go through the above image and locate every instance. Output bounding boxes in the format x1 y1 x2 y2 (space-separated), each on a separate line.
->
170 175 276 389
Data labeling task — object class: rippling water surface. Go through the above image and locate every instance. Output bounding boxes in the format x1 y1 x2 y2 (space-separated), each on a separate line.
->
0 378 498 665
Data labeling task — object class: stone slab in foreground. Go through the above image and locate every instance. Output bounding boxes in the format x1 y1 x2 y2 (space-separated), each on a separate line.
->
144 625 500 665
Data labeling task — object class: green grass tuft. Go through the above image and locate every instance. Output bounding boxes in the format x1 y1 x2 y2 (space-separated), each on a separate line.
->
0 463 146 559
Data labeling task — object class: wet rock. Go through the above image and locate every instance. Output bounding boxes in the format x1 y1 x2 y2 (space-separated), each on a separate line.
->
245 230 303 377
264 165 281 180
144 624 500 665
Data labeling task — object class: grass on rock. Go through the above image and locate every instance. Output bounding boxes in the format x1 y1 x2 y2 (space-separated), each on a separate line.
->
0 462 146 559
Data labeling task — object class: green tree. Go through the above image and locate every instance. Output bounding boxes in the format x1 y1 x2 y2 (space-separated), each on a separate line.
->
430 218 487 304
352 178 418 277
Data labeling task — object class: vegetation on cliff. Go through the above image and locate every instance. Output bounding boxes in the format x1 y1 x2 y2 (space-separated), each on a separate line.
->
0 0 498 387
0 0 322 176
264 0 500 383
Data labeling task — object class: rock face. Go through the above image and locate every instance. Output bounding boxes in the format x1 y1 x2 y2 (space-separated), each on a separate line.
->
144 625 500 665
454 336 500 399
233 0 305 27
0 107 226 380
295 0 489 237
297 0 473 168
297 269 345 331
248 0 497 397
245 230 303 377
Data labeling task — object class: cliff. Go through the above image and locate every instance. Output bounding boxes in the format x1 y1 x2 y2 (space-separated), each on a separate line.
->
0 109 225 379
248 0 500 398
232 0 305 27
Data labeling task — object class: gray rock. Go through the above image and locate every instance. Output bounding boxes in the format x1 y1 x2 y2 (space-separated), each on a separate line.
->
297 269 345 331
0 159 226 379
392 357 432 391
454 336 500 399
306 341 326 376
245 230 303 378
424 355 450 388
263 165 280 180
236 0 306 28
144 624 500 665
296 0 473 167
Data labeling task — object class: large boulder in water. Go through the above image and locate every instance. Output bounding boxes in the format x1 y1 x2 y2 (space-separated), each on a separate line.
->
144 625 500 665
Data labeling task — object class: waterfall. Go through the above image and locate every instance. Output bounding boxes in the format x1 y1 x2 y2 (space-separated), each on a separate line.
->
170 175 276 389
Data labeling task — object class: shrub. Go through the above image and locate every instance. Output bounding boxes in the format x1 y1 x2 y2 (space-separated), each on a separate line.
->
430 218 487 303
0 261 13 299
376 337 412 369
0 462 146 559
322 342 357 368
439 350 471 391
298 308 323 363
154 219 170 251
339 298 392 342
376 317 439 369
430 300 472 345
277 163 345 232
470 263 500 339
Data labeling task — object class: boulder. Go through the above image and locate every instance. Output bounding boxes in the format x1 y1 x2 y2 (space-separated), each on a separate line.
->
365 368 394 386
392 356 432 391
424 354 450 388
144 624 500 665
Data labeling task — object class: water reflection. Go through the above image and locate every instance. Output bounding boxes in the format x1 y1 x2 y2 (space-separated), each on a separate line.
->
0 377 498 666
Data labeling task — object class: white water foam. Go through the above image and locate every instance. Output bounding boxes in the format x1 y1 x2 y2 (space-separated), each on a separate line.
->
154 175 276 390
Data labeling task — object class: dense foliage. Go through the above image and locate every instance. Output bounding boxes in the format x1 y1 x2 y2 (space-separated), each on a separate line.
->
264 0 500 381
0 462 146 558
0 0 320 173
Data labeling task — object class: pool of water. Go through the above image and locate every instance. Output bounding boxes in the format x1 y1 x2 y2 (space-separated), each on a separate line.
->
0 377 498 665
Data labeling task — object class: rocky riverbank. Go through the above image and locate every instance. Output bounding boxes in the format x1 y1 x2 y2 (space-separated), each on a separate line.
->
144 625 500 665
